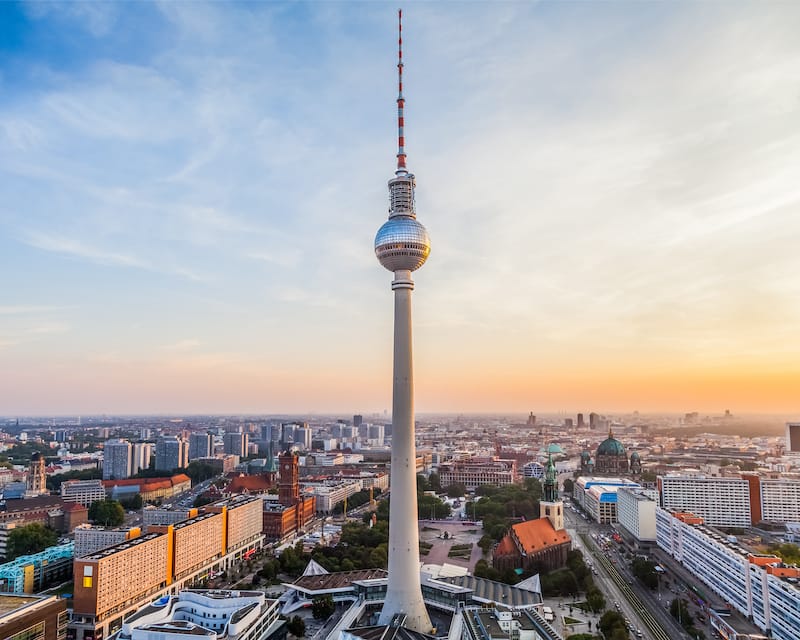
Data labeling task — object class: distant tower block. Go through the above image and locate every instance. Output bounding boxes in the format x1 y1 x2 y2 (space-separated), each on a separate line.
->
527 412 536 427
786 423 800 454
374 10 431 633
577 413 585 429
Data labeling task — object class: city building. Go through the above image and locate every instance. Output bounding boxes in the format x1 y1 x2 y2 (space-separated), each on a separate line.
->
656 508 800 640
759 476 800 523
71 496 265 640
438 459 516 490
141 506 197 527
26 453 47 496
130 443 152 476
113 589 285 640
785 422 800 454
74 525 142 558
103 474 191 504
306 480 362 513
154 436 188 472
103 440 132 481
61 479 107 507
223 432 249 459
262 453 315 542
573 477 641 523
658 475 752 527
0 593 68 640
616 487 657 546
188 432 214 461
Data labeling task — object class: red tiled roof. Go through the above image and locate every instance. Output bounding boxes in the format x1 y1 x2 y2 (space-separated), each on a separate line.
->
227 475 273 494
493 535 516 557
511 518 570 554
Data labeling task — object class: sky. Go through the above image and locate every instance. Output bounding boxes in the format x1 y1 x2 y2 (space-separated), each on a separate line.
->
1 1 799 417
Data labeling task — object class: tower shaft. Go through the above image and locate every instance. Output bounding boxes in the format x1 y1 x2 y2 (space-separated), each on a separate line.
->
379 270 431 632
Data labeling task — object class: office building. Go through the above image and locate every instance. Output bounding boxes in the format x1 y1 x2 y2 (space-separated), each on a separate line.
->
786 422 800 453
0 543 74 594
439 459 516 490
573 477 641 524
188 432 214 461
61 479 107 507
154 436 188 472
658 475 752 527
0 594 68 640
656 508 800 640
306 480 362 513
223 432 249 458
293 424 312 450
103 440 132 481
616 487 657 545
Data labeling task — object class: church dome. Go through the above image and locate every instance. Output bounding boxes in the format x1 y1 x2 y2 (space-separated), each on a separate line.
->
630 451 641 461
597 435 626 457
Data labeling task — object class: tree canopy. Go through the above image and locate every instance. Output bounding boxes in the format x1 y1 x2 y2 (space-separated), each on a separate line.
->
89 499 125 526
7 523 58 560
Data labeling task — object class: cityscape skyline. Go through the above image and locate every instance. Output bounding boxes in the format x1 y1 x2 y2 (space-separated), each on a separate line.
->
2 2 800 416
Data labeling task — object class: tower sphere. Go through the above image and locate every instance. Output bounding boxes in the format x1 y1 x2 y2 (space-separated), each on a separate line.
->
374 216 431 272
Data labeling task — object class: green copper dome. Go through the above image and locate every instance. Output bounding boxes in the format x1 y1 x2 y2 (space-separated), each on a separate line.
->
597 430 626 457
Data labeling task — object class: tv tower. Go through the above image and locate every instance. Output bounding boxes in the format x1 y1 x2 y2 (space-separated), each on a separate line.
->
374 9 432 633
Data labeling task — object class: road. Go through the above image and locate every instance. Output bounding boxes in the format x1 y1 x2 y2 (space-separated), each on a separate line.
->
564 505 682 640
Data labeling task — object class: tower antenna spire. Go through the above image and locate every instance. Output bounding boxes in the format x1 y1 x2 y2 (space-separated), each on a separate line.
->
396 8 407 174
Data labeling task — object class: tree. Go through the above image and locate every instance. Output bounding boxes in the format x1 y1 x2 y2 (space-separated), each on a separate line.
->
119 493 143 510
478 535 494 555
446 483 467 498
562 478 574 494
599 611 628 639
286 615 306 637
89 499 125 526
586 587 606 613
312 595 335 619
428 472 442 492
631 557 658 589
670 598 692 627
7 523 58 560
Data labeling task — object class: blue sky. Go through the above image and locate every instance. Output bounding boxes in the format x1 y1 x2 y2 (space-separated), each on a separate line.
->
2 1 799 415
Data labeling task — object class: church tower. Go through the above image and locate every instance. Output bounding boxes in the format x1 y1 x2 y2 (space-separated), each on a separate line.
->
539 452 564 531
278 450 299 507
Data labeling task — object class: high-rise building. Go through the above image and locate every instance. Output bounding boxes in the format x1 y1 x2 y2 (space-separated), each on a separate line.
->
103 439 132 480
280 423 295 447
577 413 585 429
589 412 599 429
373 11 431 631
155 436 188 472
189 432 214 460
786 422 800 453
223 432 248 458
131 442 152 475
353 415 363 428
293 424 312 450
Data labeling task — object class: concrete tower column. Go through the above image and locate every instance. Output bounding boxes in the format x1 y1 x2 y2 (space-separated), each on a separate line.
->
377 271 431 631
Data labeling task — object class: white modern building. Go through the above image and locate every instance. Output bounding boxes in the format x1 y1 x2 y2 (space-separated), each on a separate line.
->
131 442 152 476
113 589 284 640
658 475 752 527
573 477 640 524
759 477 800 523
616 487 657 544
61 479 107 507
189 433 214 461
656 508 800 640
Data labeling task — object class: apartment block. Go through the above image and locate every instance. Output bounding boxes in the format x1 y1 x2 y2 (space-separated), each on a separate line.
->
656 508 800 640
658 475 751 527
61 480 107 507
73 525 141 558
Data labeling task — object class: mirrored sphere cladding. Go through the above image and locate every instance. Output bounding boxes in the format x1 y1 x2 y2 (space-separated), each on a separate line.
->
374 216 431 272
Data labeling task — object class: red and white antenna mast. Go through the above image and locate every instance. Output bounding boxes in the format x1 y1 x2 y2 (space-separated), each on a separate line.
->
396 8 407 174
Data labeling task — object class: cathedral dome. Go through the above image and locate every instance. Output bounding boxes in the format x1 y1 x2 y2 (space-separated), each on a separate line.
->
597 436 626 457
